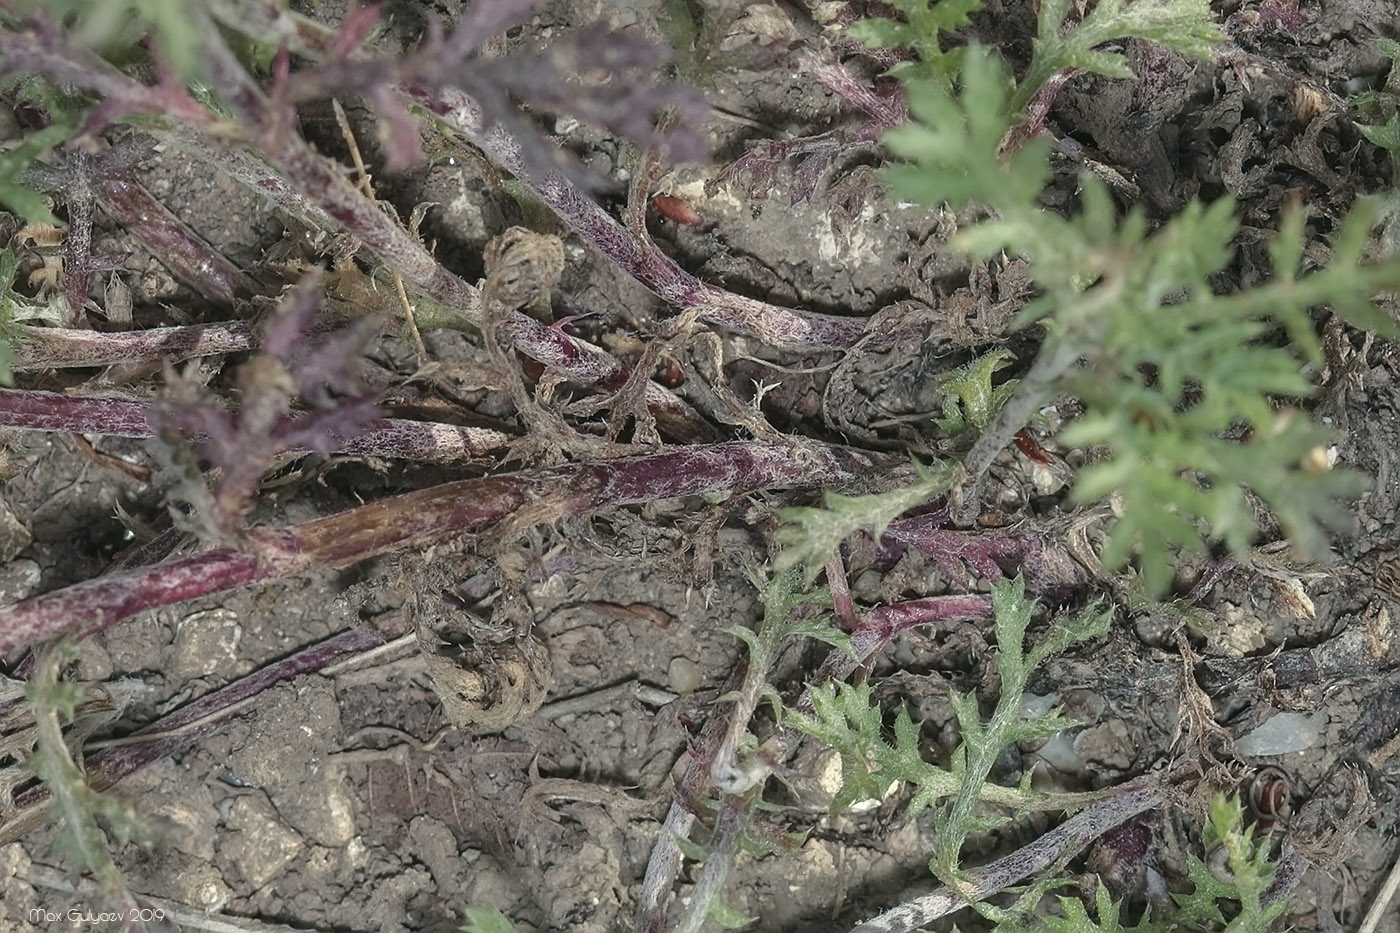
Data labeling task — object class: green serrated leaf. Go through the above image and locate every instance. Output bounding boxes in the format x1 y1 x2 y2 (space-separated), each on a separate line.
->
884 48 1050 214
936 349 1019 436
1018 0 1222 112
774 460 956 584
1043 883 1123 933
848 0 983 87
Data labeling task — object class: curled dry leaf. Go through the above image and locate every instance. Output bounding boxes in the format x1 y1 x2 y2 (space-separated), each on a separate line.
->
1287 760 1376 869
483 226 566 313
413 597 552 732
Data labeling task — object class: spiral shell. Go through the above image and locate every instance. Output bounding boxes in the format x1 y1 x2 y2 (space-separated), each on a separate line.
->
1246 766 1292 832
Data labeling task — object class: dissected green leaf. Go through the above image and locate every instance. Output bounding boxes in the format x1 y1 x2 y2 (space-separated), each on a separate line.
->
1017 0 1223 112
774 460 957 584
1043 884 1124 933
788 576 1109 898
883 47 1050 215
846 0 983 88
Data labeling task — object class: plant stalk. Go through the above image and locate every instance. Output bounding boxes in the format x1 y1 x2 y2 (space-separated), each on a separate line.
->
848 775 1167 933
0 440 885 653
0 387 512 460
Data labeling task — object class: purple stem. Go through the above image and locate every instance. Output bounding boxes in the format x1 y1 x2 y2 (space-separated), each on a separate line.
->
802 51 907 130
158 128 711 437
1000 67 1077 157
885 513 1029 580
98 177 256 307
205 0 877 352
6 630 382 823
0 24 711 438
416 84 872 351
0 388 151 435
0 440 885 653
812 594 995 687
10 321 257 370
189 34 713 438
0 387 511 460
61 150 96 323
635 662 750 933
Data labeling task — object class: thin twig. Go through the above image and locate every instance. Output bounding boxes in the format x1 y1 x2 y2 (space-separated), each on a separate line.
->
331 97 428 362
1357 840 1400 933
848 777 1168 933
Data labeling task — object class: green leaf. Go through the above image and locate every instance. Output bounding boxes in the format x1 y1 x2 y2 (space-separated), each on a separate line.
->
935 349 1019 436
724 624 762 660
460 904 518 933
1354 38 1400 177
0 124 72 224
708 899 758 929
674 834 711 863
847 0 983 87
1043 884 1123 933
1169 796 1289 932
779 614 854 658
882 46 1050 215
1357 115 1400 154
1017 0 1223 112
774 460 957 584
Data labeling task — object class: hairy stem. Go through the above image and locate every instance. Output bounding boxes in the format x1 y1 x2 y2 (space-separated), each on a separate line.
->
207 0 880 353
0 387 512 460
9 321 256 370
0 440 885 653
98 177 256 307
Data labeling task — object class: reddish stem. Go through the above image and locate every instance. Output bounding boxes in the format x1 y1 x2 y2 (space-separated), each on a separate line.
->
10 321 257 370
2 629 383 845
0 440 885 653
204 0 878 352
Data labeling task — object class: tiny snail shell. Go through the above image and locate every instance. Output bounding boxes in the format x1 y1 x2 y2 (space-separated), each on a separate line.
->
1206 840 1234 884
1247 766 1292 832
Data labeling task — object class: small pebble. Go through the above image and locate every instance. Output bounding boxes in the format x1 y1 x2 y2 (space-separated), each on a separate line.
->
667 656 701 694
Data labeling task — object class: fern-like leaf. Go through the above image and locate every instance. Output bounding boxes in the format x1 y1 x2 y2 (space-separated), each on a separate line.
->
774 460 957 584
